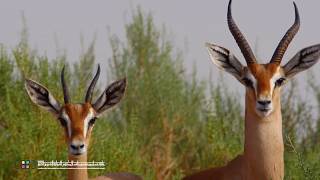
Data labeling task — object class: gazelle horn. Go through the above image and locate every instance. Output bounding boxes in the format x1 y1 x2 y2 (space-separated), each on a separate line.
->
227 0 257 64
61 66 71 104
85 64 101 103
270 2 300 64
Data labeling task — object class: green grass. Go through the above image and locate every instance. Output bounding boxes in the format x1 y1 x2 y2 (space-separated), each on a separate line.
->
0 8 319 180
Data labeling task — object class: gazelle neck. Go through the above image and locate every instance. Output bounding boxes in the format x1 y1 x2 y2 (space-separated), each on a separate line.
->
68 153 88 180
243 90 284 179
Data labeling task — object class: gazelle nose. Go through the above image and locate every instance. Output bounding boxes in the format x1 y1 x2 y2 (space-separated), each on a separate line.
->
70 143 85 150
257 100 271 106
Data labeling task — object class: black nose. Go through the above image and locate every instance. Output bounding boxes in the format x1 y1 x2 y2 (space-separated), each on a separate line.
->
70 144 85 150
257 100 271 106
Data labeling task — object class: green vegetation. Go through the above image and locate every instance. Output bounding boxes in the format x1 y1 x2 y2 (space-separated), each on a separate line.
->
0 9 319 180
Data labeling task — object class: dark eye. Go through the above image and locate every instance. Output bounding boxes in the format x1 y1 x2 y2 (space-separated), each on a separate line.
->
242 77 253 88
275 78 286 87
58 117 67 127
89 117 97 127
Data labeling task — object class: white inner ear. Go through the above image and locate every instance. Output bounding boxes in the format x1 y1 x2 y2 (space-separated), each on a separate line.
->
25 79 60 115
206 43 244 81
83 109 95 138
48 94 60 111
61 111 71 138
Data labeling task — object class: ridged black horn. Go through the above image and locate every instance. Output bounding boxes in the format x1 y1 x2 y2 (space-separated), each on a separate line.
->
61 66 70 104
227 0 257 64
270 2 300 64
85 64 101 103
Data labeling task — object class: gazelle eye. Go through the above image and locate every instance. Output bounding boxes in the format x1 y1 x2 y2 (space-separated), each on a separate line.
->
89 117 97 127
275 78 286 87
242 77 253 88
58 117 67 127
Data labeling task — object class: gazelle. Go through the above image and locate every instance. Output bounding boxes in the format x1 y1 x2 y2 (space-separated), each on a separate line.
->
184 0 320 179
25 65 142 180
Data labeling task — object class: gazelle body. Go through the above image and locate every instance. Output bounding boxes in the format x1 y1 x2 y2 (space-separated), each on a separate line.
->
184 0 320 179
25 65 141 180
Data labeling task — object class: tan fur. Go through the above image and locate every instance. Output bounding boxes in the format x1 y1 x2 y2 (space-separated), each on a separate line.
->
68 153 88 180
25 70 137 179
191 0 319 178
248 63 280 98
184 64 284 180
62 104 141 180
63 103 94 143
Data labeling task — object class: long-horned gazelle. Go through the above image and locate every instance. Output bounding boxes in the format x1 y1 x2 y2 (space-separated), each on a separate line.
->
184 0 320 179
25 65 141 180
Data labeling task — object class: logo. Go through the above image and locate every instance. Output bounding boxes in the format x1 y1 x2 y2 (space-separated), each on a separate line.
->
37 160 106 169
21 160 30 169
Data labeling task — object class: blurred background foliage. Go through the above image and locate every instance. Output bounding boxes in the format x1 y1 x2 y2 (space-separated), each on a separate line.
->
0 8 319 180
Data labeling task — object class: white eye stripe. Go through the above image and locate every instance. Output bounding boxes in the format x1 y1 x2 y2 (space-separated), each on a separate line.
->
60 109 95 139
246 70 258 94
83 109 95 138
61 111 71 138
270 72 282 95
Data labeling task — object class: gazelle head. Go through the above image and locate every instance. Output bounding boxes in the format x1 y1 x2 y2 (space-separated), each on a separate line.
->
25 65 126 156
207 0 320 117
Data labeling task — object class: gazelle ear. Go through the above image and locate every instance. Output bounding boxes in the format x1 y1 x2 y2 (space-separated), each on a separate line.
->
283 44 320 78
25 79 61 116
206 43 244 81
93 78 126 116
